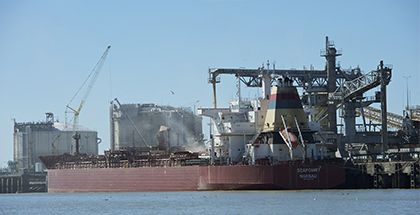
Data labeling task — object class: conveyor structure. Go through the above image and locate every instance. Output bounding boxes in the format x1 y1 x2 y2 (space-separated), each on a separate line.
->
208 36 419 159
356 106 403 130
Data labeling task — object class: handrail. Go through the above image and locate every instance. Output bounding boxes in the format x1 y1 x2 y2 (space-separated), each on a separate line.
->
329 64 392 103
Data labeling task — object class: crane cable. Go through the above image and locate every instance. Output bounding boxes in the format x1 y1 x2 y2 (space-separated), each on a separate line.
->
66 46 111 123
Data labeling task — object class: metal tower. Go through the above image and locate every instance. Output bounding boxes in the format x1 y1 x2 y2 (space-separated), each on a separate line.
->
321 36 342 132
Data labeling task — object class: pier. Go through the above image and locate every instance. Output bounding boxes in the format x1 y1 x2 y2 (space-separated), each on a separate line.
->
343 159 419 189
0 169 47 193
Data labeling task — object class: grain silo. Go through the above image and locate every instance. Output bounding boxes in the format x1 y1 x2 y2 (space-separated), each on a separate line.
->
110 101 203 152
13 113 99 169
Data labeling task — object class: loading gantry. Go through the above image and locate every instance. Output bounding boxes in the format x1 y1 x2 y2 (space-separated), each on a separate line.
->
207 37 419 160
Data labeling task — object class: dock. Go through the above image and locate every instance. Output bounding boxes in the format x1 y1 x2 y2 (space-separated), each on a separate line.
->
0 169 47 193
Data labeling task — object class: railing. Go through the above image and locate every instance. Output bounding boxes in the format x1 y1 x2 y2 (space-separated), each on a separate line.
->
329 63 391 104
320 48 342 56
329 70 380 103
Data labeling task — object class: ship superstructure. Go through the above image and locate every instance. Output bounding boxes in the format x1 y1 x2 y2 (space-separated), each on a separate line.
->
199 75 331 166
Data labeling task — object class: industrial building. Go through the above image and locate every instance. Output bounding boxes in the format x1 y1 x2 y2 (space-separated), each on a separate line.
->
110 101 203 152
13 113 99 169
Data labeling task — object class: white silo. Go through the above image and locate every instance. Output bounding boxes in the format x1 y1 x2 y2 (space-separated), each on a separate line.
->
13 113 99 169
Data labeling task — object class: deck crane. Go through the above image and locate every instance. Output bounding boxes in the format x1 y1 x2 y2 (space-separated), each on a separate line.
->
66 46 111 126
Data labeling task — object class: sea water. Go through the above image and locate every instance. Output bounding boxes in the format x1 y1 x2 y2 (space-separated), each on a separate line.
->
0 189 419 215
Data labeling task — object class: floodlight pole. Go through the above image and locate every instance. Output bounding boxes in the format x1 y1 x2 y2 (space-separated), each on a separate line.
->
403 76 411 110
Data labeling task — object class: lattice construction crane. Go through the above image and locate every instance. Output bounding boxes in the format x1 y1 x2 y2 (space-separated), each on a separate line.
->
66 46 111 127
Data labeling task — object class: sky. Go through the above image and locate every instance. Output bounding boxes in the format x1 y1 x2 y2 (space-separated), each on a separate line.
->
0 0 418 167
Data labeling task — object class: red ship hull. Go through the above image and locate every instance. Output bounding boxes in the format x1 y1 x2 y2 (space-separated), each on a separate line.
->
47 163 345 192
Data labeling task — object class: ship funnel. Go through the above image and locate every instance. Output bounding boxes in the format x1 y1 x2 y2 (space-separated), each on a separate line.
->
263 85 309 132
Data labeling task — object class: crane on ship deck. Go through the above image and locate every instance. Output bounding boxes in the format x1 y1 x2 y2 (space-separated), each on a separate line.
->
66 46 111 153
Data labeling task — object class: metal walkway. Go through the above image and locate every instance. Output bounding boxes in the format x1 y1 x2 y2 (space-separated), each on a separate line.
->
329 65 392 103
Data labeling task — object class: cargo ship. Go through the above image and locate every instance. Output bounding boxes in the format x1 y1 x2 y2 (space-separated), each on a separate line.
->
40 75 345 192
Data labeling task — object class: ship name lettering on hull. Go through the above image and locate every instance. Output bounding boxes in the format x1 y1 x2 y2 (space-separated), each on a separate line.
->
297 168 320 181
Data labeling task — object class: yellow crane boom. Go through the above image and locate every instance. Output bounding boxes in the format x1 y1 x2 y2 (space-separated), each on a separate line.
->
67 46 111 125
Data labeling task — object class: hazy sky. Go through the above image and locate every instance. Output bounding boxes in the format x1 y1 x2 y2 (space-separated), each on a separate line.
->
0 0 418 167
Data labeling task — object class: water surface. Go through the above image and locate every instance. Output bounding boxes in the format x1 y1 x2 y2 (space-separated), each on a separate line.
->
1 189 418 214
